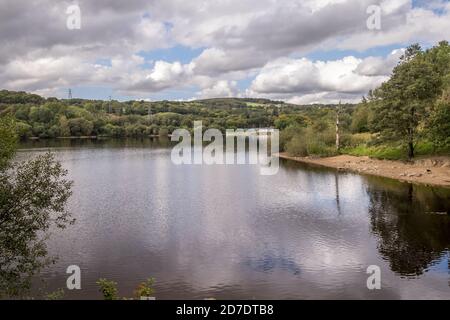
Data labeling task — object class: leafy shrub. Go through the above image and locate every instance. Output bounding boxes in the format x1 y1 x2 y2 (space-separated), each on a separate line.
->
307 140 337 157
134 278 155 299
45 288 65 300
102 124 124 137
0 116 17 169
286 135 308 156
285 126 338 157
68 118 94 136
280 125 303 151
348 133 372 147
15 121 32 139
96 278 118 300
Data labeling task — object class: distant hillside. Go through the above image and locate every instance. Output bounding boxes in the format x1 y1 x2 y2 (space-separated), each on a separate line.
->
0 89 347 109
0 90 46 105
0 89 353 139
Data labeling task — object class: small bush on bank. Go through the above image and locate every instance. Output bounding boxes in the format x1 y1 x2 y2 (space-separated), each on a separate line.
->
96 278 118 300
286 135 308 156
95 277 156 300
134 278 155 299
285 127 338 157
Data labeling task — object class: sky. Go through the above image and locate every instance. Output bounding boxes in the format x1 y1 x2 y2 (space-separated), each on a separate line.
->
0 0 449 104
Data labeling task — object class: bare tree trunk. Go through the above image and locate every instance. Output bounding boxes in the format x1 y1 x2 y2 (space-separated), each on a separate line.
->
408 141 414 160
336 102 340 151
407 124 415 160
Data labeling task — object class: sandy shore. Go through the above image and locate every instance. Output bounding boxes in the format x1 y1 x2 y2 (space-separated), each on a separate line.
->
278 153 450 188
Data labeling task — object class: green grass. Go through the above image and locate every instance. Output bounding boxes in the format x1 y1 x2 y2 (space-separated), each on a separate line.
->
343 145 406 160
343 141 450 160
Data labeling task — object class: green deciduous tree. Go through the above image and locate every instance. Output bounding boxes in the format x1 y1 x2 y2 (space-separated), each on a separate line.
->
371 44 444 159
351 101 370 133
58 115 71 137
428 89 450 149
68 118 94 136
0 117 74 297
0 117 17 170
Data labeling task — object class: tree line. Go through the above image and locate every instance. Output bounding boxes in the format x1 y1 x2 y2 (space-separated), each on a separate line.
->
0 93 286 139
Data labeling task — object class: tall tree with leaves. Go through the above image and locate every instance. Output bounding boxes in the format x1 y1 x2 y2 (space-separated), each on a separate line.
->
0 117 74 298
371 44 444 159
428 87 450 150
0 116 17 171
426 41 450 149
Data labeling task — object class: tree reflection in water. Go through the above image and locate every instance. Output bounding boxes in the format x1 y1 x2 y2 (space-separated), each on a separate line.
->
367 177 450 277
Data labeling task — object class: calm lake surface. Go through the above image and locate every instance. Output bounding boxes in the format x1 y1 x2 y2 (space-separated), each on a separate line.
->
17 138 450 299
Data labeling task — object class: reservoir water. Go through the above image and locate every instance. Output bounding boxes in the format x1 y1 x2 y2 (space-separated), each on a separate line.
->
17 138 450 299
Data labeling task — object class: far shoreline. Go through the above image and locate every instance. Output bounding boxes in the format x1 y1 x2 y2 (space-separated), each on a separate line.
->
278 152 450 189
17 138 450 189
27 135 163 140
